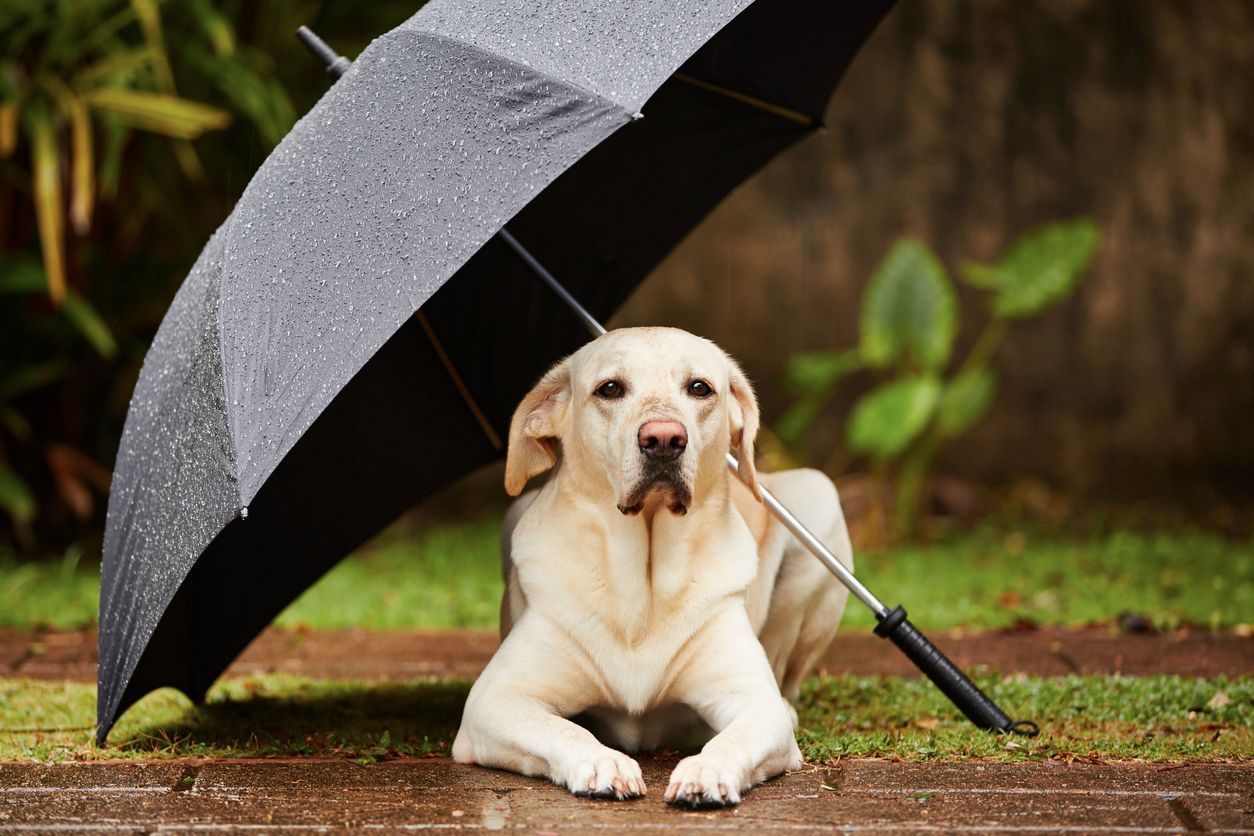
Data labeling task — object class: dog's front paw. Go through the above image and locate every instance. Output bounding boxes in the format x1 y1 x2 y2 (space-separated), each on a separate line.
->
565 750 646 800
664 755 743 808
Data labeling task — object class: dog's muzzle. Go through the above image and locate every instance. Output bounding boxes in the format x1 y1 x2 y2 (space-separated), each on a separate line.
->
618 459 692 516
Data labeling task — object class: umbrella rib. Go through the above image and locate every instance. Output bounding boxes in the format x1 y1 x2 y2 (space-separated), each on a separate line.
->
415 310 503 452
672 72 814 126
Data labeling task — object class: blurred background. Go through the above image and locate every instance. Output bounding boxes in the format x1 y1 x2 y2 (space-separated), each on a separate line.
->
2 0 1251 565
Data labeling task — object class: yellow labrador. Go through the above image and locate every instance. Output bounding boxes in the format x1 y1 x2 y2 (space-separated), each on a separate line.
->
452 327 853 807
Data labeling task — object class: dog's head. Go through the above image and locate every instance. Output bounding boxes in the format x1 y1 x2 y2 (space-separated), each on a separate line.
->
504 327 760 515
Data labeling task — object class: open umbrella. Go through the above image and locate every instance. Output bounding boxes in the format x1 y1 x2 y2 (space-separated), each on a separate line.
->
98 0 1033 743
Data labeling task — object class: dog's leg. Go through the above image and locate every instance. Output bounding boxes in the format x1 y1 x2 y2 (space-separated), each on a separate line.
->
452 622 646 800
499 490 539 641
664 612 802 808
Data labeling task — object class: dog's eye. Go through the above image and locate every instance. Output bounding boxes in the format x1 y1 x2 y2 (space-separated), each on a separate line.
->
595 380 625 399
688 379 714 398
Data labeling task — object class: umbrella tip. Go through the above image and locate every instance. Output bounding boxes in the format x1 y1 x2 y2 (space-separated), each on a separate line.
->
296 25 351 79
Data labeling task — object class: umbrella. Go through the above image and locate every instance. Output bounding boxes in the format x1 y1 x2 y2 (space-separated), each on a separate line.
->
98 0 1032 743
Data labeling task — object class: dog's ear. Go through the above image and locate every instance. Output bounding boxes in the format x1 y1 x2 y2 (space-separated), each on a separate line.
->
504 358 572 496
725 355 761 501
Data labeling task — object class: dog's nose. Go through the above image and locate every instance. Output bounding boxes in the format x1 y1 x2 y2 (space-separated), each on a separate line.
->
638 420 687 460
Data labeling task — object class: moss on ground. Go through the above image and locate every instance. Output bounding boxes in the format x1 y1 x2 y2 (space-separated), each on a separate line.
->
2 673 1248 764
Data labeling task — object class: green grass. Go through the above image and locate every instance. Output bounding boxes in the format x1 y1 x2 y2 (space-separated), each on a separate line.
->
797 674 1251 761
274 521 504 630
3 523 1251 632
842 528 1254 632
0 546 100 631
1 673 1248 763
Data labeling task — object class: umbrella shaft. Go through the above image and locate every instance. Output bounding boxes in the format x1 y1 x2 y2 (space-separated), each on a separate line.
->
747 455 886 616
498 228 888 618
498 230 607 337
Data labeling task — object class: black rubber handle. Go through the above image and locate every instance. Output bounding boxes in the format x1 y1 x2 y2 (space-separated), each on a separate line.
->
875 605 1038 736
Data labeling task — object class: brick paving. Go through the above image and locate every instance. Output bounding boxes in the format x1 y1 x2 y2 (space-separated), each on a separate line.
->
1 758 1250 832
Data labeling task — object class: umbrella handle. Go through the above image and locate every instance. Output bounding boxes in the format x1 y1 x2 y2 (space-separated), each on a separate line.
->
875 606 1039 736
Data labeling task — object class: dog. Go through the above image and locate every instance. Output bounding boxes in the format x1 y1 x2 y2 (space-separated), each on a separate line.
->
452 327 853 807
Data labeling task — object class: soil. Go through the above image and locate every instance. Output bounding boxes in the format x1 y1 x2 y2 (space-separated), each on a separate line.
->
3 625 1249 683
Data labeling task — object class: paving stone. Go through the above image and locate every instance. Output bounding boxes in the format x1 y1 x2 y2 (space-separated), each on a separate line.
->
841 760 1254 796
0 790 466 829
741 791 1184 831
195 758 539 793
2 759 1250 832
0 761 184 790
1184 793 1254 832
0 641 25 677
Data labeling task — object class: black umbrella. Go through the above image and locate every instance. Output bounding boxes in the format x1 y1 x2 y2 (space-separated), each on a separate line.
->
98 0 1034 743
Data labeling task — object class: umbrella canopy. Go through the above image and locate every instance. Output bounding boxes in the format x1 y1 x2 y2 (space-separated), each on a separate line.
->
98 0 893 741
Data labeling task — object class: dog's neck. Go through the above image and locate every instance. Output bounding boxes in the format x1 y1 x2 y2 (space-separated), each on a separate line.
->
544 460 754 645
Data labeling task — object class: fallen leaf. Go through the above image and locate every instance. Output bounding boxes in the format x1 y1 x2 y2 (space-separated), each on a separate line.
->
998 590 1022 608
914 717 940 730
1207 690 1230 709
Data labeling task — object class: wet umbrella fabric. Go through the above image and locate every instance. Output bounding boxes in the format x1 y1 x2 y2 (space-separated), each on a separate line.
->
98 0 893 741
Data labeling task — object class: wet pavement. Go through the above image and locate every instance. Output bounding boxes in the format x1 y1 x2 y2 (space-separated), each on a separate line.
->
1 757 1250 832
4 626 1251 683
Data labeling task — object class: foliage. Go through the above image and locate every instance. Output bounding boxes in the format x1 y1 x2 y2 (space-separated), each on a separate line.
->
776 220 1100 539
6 520 1249 634
859 240 956 372
846 373 941 460
0 0 247 543
1 673 1249 762
0 1 414 552
1 0 243 302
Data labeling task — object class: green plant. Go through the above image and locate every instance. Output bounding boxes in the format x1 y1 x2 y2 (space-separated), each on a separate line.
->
776 219 1100 539
0 0 251 302
0 253 115 544
0 0 306 544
